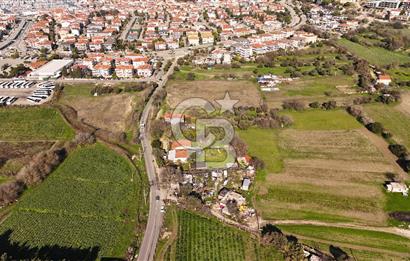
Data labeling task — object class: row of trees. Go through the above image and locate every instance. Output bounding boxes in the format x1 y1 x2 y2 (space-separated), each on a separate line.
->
347 105 410 172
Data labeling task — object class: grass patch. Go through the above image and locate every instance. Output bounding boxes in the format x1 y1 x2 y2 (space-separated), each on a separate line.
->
281 109 361 130
337 38 410 66
0 107 74 141
278 224 410 254
364 104 410 148
281 75 354 97
0 143 147 258
384 191 410 212
237 128 283 174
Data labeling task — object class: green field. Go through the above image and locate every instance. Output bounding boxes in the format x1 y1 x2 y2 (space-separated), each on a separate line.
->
237 128 282 174
278 224 410 259
282 75 355 97
0 107 74 141
281 109 361 130
160 209 283 261
0 143 147 258
364 104 410 148
337 38 410 66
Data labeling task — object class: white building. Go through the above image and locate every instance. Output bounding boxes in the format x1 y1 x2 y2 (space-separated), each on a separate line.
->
28 59 73 80
385 182 409 196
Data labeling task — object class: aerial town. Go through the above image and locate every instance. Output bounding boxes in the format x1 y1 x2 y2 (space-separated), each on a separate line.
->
0 0 409 260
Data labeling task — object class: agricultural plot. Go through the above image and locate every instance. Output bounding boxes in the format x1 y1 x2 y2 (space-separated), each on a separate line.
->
166 80 262 108
240 110 394 225
0 107 74 141
0 143 147 258
337 38 410 66
364 103 410 149
159 209 282 261
278 224 410 260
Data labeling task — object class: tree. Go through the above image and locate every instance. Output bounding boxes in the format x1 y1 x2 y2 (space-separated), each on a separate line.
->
151 120 167 140
250 156 265 170
388 144 408 158
282 100 305 111
231 136 248 157
321 100 337 110
366 122 383 135
186 72 196 81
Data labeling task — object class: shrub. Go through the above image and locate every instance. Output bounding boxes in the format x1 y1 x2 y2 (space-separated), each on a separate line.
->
321 100 337 110
186 72 196 81
282 100 305 111
388 144 408 158
309 101 320 108
366 122 383 134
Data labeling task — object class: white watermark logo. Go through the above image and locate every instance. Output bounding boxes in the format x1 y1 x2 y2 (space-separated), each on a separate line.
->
170 92 238 169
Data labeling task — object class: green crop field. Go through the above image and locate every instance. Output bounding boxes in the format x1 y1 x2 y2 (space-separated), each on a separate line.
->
159 209 283 261
0 143 147 258
281 109 361 130
337 38 410 66
364 104 410 148
278 224 410 258
0 107 74 141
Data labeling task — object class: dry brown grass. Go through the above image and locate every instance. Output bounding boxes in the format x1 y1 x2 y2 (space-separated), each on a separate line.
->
61 93 143 134
396 91 410 117
166 80 262 108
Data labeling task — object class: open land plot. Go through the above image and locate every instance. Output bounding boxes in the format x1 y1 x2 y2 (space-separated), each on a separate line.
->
0 107 74 141
263 76 359 108
158 208 283 261
281 109 361 130
277 224 410 260
277 75 356 97
174 65 258 80
0 143 147 259
166 80 262 108
60 83 150 134
364 103 410 149
239 110 394 225
337 38 410 66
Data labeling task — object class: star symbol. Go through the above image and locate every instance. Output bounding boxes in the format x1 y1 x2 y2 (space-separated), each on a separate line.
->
215 92 239 113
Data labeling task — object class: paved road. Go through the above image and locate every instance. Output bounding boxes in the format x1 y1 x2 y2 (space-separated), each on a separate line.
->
281 0 306 29
137 58 179 261
120 15 137 41
0 19 28 51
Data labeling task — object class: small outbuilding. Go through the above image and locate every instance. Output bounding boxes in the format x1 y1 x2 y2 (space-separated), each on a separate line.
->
385 182 408 196
241 178 251 191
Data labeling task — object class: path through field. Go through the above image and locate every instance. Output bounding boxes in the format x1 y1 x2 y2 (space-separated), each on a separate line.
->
357 128 408 181
263 220 410 240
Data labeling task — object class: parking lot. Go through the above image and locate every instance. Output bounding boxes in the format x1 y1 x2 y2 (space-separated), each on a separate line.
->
0 80 55 105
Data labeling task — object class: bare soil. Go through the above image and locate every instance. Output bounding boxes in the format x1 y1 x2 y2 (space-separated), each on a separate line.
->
166 80 262 108
396 91 410 117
